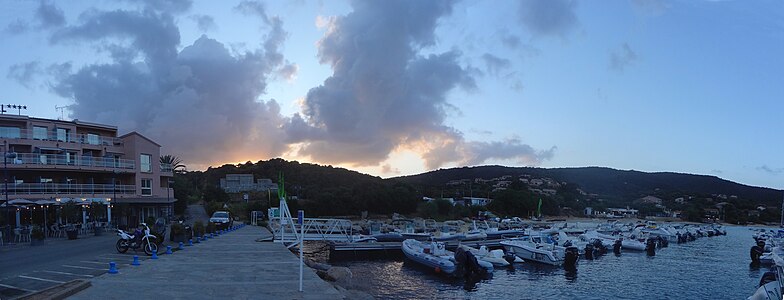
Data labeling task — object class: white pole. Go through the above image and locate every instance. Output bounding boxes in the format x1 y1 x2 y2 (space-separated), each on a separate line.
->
107 205 112 227
299 210 304 292
15 209 20 227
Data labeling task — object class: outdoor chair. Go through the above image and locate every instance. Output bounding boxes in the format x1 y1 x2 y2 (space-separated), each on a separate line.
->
14 227 30 243
0 230 3 246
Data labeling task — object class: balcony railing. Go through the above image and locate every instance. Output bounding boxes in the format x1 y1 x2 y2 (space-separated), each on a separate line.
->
0 128 123 146
161 163 173 173
4 183 136 195
10 153 135 170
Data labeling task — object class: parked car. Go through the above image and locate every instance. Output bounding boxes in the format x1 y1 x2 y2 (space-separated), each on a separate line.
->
210 211 233 229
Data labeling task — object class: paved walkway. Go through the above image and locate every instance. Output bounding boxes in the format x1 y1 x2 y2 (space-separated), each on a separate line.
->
70 225 343 300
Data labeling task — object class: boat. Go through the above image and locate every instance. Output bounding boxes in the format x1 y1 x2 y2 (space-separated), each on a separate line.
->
402 239 494 276
501 236 567 266
749 255 784 299
401 239 456 274
460 245 523 267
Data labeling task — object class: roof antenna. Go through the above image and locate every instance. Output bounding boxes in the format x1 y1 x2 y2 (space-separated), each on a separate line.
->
55 105 67 120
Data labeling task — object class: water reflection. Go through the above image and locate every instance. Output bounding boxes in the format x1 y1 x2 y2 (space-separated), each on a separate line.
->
564 268 578 281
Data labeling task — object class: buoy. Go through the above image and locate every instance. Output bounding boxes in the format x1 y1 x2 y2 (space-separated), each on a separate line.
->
166 245 173 254
108 262 118 274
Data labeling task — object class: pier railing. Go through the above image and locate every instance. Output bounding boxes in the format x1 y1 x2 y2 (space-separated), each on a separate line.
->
269 217 355 243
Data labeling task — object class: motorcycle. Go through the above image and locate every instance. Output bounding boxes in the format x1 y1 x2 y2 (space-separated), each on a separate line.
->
116 223 158 256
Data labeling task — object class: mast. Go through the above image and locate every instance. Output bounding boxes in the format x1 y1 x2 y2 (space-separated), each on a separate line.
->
780 191 783 227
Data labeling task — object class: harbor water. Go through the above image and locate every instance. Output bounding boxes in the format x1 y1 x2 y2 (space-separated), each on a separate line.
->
305 225 767 299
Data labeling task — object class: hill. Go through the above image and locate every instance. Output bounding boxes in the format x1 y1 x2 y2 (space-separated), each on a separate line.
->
396 166 783 206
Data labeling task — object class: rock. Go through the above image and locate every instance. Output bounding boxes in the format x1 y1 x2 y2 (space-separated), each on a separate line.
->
304 258 331 271
327 267 353 288
316 270 334 281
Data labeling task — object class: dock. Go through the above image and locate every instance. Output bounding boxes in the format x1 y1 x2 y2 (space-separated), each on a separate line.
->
70 225 343 300
330 238 509 252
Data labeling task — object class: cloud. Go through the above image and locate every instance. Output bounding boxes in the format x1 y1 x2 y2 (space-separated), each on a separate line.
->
609 43 638 72
481 53 511 77
234 0 270 24
7 62 42 88
380 164 400 175
4 19 30 34
518 0 578 37
190 14 216 32
120 0 193 14
501 34 521 49
283 0 553 169
757 165 784 174
35 0 66 28
47 5 291 167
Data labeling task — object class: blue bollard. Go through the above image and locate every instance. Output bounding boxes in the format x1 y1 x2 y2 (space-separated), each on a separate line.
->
132 255 140 266
178 242 184 250
108 262 118 274
188 239 193 246
166 245 172 254
151 251 158 259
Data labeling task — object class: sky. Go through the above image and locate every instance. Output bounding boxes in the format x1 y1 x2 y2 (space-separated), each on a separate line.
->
1 0 782 189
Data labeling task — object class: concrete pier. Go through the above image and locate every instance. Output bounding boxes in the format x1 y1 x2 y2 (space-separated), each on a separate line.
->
70 225 343 299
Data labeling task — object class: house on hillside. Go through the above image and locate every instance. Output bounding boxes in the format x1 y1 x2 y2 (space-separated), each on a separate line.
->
639 195 663 205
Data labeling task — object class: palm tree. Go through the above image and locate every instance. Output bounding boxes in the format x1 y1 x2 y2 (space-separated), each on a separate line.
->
160 154 187 173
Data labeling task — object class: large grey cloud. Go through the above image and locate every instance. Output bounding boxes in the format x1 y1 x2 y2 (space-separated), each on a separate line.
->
27 0 552 171
518 0 578 37
48 3 290 167
284 0 553 168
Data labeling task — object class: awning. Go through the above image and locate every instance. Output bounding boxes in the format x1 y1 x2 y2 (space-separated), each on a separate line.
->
115 197 177 204
36 147 64 152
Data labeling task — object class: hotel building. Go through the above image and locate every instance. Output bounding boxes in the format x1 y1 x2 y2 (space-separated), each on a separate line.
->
0 114 175 228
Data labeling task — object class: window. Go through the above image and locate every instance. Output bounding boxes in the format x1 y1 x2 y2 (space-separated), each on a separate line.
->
0 126 20 138
87 133 100 145
56 128 70 142
33 126 47 140
40 178 53 183
140 154 152 173
141 179 152 196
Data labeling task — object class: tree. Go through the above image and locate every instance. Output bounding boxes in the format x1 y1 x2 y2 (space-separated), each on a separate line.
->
160 155 187 173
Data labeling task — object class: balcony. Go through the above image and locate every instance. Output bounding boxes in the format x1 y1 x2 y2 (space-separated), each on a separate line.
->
0 128 123 146
161 163 173 173
4 183 136 196
9 153 135 170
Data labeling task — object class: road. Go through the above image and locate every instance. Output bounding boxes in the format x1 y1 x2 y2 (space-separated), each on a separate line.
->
0 231 158 299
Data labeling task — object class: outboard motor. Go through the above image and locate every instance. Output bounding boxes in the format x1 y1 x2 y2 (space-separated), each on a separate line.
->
564 246 579 270
707 230 714 237
660 236 669 247
759 271 778 287
645 238 656 256
592 239 607 254
676 233 683 244
584 243 594 260
454 247 487 278
613 239 622 255
750 241 765 264
503 251 517 264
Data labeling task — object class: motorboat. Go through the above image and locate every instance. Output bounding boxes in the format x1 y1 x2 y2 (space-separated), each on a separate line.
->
402 239 456 274
749 255 784 300
501 235 567 266
460 245 523 267
402 239 494 276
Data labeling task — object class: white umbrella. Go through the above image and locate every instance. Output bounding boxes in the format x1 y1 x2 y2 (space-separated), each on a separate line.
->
8 199 34 205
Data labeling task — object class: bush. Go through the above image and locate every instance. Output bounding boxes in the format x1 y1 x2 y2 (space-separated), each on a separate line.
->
145 216 156 226
31 226 45 240
206 222 216 234
193 221 205 237
171 222 184 235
